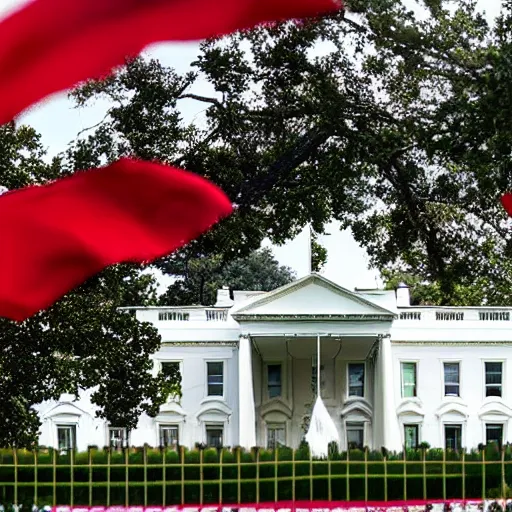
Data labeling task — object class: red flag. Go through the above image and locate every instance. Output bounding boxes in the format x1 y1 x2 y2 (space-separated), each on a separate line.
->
0 158 232 321
0 0 341 124
502 193 512 216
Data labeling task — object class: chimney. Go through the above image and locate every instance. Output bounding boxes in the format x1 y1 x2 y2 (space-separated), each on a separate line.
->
396 282 410 307
215 286 234 307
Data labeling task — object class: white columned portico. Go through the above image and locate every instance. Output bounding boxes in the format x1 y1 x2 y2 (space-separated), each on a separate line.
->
373 335 401 451
238 334 257 450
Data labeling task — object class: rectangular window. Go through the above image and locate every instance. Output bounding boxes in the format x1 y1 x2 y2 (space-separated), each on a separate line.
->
485 362 503 397
267 423 286 449
401 362 417 397
486 424 503 446
160 361 181 401
444 362 460 396
57 425 76 452
207 361 224 396
404 424 418 450
348 363 365 397
346 422 364 449
445 424 462 451
159 425 179 448
206 426 223 448
267 364 282 398
109 428 128 450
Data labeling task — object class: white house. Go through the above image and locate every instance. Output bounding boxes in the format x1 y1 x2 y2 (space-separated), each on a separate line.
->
36 273 512 453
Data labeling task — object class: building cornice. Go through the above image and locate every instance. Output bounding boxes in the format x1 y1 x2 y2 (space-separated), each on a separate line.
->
161 341 238 347
392 340 512 346
232 313 396 322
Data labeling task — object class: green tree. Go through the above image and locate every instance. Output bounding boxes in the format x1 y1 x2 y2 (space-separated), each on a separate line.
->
68 0 512 306
0 124 179 447
159 247 296 306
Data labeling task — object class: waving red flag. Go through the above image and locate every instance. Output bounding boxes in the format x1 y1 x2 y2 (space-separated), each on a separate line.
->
502 193 512 216
0 0 341 124
0 158 232 321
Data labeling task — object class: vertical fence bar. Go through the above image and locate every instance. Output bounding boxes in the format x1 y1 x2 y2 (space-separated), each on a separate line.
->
502 447 506 499
180 446 185 506
237 447 242 505
328 449 332 502
162 447 166 507
33 449 38 506
346 449 350 502
143 445 148 508
275 448 279 503
423 449 427 501
403 449 407 502
219 448 223 505
309 449 313 501
442 447 446 501
52 448 57 508
384 455 388 502
364 448 368 503
70 449 74 507
125 447 129 507
292 449 296 503
256 449 260 504
199 448 204 506
107 448 111 507
462 450 466 502
88 447 93 507
13 449 18 507
482 449 486 501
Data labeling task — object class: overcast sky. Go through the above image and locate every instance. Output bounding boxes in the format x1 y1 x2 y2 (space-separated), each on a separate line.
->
0 0 503 291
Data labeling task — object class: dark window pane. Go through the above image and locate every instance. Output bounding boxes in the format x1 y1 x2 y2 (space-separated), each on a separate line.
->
346 422 364 449
267 364 282 398
267 424 286 449
57 425 76 451
486 424 503 446
206 428 223 448
404 424 418 449
445 425 462 451
159 425 179 448
207 361 224 396
348 363 365 397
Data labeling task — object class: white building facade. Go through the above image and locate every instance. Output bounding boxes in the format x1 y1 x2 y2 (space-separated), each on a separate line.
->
36 274 512 453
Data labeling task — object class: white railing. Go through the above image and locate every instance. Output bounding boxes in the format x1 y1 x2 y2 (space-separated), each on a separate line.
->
398 308 512 322
156 308 229 322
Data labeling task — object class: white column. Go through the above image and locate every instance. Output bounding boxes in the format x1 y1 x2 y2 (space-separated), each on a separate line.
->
373 335 401 452
238 335 256 450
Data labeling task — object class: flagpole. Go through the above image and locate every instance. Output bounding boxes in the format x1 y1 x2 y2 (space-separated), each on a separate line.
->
317 333 321 399
308 225 312 274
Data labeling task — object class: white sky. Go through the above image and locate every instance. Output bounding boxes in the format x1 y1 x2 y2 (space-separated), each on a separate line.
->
0 0 503 291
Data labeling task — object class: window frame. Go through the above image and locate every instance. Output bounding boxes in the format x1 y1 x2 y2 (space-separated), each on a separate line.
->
401 361 418 398
403 423 419 450
56 424 77 452
485 422 504 447
205 424 224 448
443 361 461 397
266 422 286 449
108 427 129 450
159 360 182 402
346 421 365 450
205 360 225 398
444 424 463 451
266 363 283 400
347 361 366 398
158 424 180 449
484 361 504 398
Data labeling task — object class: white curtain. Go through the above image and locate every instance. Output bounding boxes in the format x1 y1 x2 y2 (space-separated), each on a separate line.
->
305 396 339 458
238 335 256 450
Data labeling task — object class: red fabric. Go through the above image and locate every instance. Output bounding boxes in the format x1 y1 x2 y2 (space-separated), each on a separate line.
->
501 193 512 216
0 0 341 124
0 158 232 321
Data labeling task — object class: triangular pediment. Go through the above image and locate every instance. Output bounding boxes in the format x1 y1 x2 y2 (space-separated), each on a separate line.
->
232 274 396 321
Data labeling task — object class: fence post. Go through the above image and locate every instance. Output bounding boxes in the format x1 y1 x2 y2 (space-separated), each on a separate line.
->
482 448 486 501
442 447 446 501
364 447 368 503
384 455 388 502
346 448 350 502
13 448 18 507
107 447 111 508
143 445 148 507
88 447 93 507
462 450 465 502
180 446 185 506
125 447 129 507
70 448 74 507
237 447 242 505
219 448 223 505
403 448 407 502
33 449 38 506
162 447 166 507
52 447 57 508
292 448 296 503
256 448 260 504
422 448 427 501
275 447 279 503
328 448 332 502
502 447 506 499
199 448 204 506
309 448 313 501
